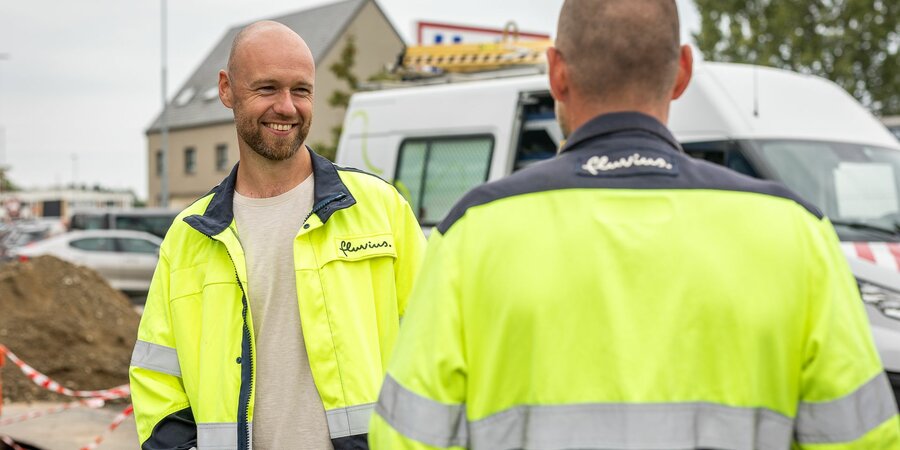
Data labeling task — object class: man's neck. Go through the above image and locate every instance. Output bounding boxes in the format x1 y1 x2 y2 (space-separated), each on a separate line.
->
567 98 670 133
235 145 313 198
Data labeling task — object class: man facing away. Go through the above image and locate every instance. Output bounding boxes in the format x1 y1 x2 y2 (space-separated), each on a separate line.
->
130 21 426 450
369 1 900 449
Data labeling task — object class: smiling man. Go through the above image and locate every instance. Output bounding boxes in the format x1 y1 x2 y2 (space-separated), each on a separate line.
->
130 21 425 450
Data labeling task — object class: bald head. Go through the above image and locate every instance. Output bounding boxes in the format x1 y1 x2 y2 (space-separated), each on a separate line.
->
556 0 680 103
227 21 313 76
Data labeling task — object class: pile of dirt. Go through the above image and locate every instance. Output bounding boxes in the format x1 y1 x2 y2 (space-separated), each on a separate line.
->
0 256 140 403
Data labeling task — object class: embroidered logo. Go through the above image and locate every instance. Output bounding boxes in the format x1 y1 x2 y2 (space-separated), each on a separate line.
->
577 148 678 178
582 153 673 175
339 239 392 257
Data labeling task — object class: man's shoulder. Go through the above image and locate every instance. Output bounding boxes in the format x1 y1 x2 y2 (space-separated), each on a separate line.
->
334 164 403 200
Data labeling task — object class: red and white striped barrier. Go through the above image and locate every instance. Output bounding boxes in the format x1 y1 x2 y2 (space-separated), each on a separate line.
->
0 399 105 427
0 434 26 450
79 404 134 450
0 345 129 400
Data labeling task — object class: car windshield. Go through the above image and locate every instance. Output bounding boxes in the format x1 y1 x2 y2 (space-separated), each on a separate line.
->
746 140 900 240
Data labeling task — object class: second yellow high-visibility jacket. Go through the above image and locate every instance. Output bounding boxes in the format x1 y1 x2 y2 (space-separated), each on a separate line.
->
130 148 426 450
369 112 900 449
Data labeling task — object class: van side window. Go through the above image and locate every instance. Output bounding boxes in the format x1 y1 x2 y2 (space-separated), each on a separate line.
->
683 141 760 178
394 135 494 226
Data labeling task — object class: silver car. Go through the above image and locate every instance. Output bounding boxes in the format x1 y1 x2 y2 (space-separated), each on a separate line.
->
11 229 162 292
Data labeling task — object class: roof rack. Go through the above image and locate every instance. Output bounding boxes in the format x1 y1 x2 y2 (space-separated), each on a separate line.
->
401 38 551 74
360 65 547 91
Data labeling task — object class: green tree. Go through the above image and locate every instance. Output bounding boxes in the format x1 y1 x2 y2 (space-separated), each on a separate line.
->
0 168 17 192
693 0 900 115
313 35 360 161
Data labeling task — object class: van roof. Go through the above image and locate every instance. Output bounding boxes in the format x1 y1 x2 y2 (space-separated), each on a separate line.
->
670 62 900 149
349 61 898 150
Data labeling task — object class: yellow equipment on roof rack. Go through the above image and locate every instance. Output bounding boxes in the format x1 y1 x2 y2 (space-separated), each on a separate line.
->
402 22 551 74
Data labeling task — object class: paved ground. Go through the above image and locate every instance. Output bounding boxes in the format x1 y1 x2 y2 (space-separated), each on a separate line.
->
0 402 137 450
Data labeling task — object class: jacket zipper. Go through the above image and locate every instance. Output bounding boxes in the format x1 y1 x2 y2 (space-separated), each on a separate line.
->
302 193 347 226
202 229 253 450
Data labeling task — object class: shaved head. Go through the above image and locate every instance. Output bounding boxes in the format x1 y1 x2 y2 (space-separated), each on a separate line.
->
556 0 680 102
218 20 316 162
227 21 313 76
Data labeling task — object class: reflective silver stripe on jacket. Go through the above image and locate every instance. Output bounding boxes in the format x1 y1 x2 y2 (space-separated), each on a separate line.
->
131 340 181 378
197 422 250 450
375 375 468 447
376 374 797 449
326 403 375 438
796 371 898 444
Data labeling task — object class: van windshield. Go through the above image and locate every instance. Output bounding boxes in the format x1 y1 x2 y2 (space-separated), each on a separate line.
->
746 140 900 239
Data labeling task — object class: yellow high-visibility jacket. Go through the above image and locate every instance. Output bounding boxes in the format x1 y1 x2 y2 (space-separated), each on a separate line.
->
369 112 900 450
130 148 426 450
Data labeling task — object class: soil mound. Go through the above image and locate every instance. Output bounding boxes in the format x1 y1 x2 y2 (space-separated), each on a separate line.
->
0 256 139 403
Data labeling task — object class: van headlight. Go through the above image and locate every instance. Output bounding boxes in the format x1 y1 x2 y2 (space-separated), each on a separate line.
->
859 281 900 320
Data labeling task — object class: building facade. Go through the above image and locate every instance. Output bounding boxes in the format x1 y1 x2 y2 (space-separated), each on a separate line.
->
146 0 404 208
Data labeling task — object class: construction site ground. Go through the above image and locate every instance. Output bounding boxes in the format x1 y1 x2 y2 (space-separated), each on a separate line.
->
0 256 143 449
1 402 137 449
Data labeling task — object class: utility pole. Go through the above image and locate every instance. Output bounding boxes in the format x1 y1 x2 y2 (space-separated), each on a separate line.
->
71 153 78 188
160 0 170 207
0 53 9 197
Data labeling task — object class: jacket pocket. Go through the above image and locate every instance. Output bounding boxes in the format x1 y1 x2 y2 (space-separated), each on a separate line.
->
325 233 397 266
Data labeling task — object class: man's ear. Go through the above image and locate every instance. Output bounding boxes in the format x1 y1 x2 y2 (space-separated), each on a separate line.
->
671 45 693 100
219 70 233 109
547 46 570 103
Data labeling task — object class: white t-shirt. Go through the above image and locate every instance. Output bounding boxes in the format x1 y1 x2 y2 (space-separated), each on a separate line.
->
233 174 334 450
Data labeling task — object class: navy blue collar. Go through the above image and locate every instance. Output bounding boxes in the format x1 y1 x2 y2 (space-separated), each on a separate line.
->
184 146 356 237
559 112 683 155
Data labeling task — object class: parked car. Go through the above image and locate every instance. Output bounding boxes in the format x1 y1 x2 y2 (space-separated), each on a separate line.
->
68 208 179 239
11 229 162 292
0 219 63 262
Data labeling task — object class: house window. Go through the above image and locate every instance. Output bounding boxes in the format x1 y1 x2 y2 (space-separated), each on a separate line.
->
216 144 228 171
184 147 196 174
155 150 163 177
394 135 494 226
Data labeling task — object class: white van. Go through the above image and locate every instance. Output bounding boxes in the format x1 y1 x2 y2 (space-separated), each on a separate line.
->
336 62 900 399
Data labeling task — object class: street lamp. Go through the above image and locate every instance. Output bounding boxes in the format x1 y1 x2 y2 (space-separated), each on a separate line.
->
160 0 169 207
0 53 9 197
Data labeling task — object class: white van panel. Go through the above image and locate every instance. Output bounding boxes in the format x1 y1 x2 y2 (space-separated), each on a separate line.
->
671 63 900 149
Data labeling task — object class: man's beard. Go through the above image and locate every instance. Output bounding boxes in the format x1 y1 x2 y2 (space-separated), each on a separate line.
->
235 114 311 161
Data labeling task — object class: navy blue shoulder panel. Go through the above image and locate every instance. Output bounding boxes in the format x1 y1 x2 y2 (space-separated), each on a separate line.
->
335 165 391 185
437 139 822 235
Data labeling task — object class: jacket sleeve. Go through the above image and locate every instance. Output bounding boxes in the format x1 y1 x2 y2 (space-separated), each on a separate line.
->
793 217 900 449
129 248 198 450
370 230 468 450
391 192 427 318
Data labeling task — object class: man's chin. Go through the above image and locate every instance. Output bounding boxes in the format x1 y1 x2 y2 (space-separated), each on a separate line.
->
252 143 303 161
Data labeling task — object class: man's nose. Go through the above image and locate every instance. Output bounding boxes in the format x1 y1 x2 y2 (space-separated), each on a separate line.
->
272 90 297 116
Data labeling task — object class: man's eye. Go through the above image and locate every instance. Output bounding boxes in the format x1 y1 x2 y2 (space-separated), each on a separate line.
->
292 88 310 95
257 87 275 94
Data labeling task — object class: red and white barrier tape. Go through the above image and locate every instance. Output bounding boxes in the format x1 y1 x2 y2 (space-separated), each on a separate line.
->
0 345 129 400
0 434 26 450
0 398 105 427
79 404 133 450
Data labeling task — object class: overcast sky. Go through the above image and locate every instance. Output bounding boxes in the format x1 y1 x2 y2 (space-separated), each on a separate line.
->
0 0 699 200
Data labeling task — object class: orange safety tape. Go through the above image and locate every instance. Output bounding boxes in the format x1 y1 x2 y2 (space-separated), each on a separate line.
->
0 399 105 427
0 345 129 400
0 434 26 450
79 404 134 450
